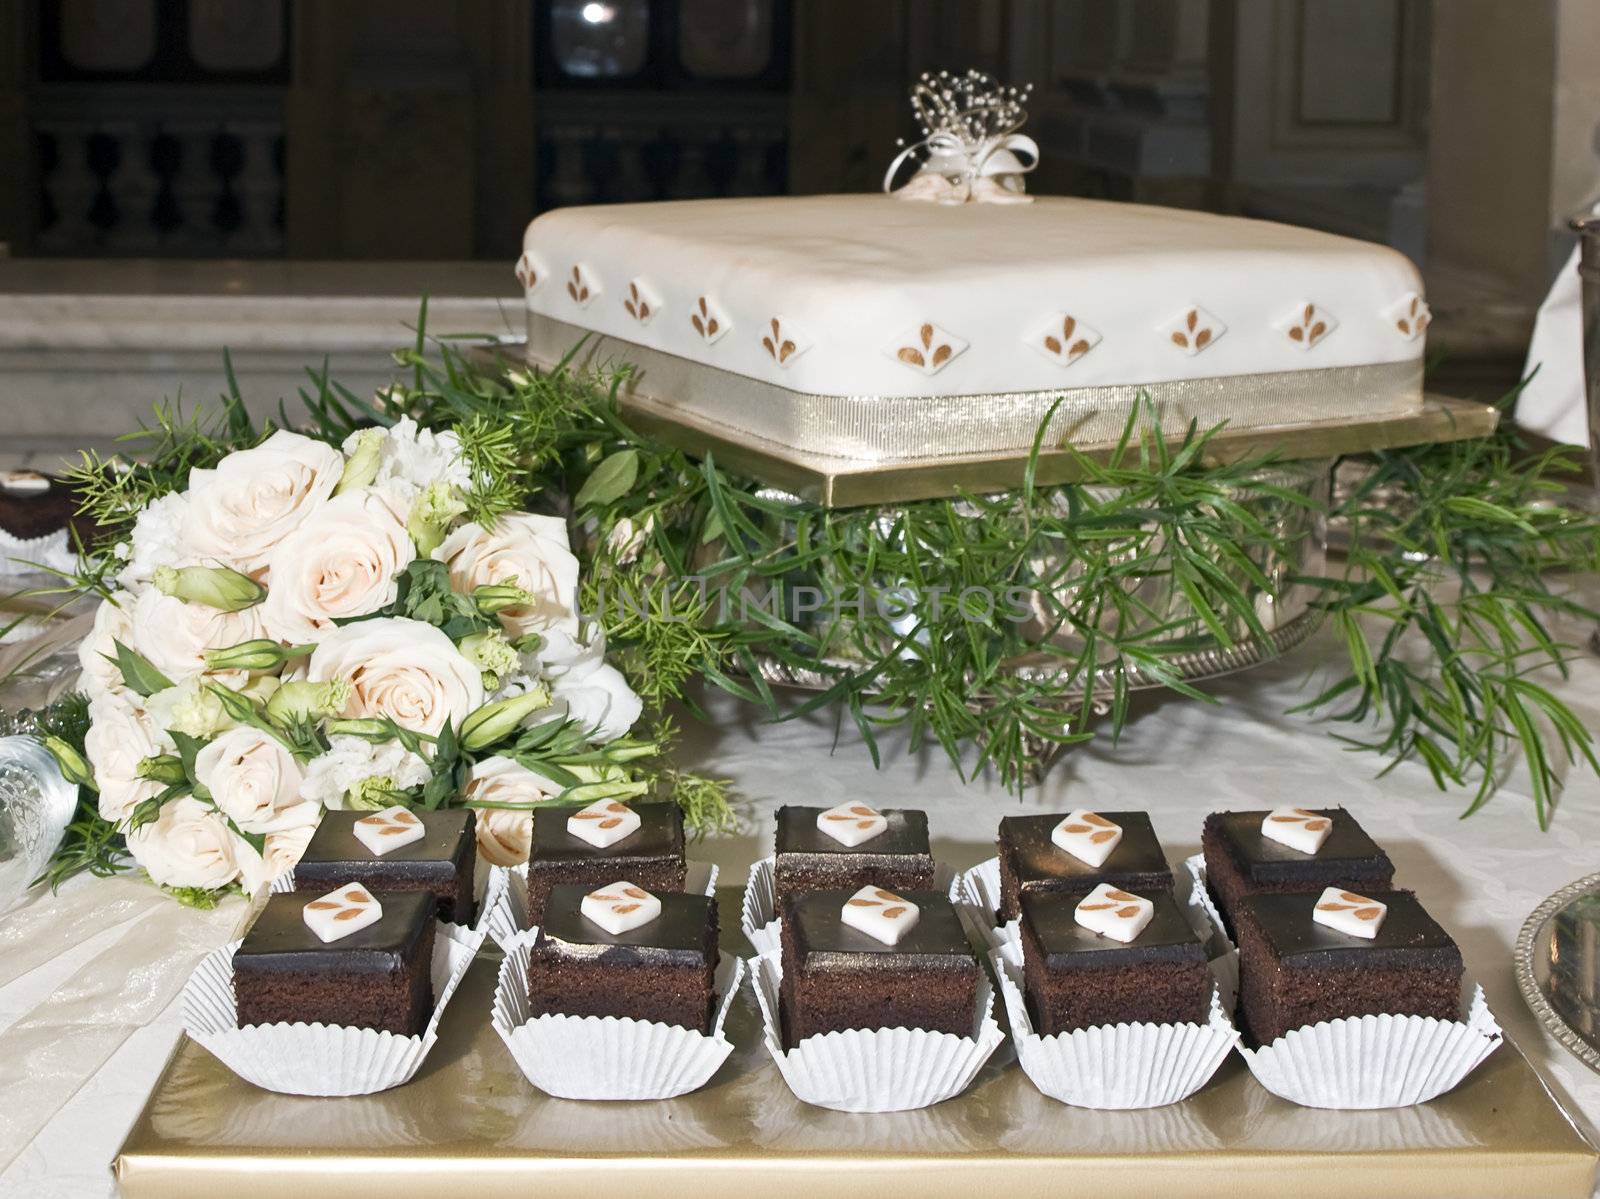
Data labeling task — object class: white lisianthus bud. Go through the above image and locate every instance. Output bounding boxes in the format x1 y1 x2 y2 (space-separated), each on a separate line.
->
266 678 351 726
335 427 385 495
459 688 552 751
153 564 265 612
136 754 187 785
473 579 535 617
39 735 96 791
204 638 308 673
406 480 467 557
346 773 406 810
145 678 231 740
323 717 396 742
458 630 519 682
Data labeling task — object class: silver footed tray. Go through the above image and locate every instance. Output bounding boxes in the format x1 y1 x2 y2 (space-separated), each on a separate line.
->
1516 871 1600 1074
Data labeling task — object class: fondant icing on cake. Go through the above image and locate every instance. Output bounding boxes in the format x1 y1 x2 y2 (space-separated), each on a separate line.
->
519 193 1427 463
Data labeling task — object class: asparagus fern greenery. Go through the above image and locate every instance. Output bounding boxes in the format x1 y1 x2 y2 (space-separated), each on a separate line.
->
9 322 1599 889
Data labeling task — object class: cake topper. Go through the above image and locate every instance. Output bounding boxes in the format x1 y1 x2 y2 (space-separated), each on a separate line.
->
883 69 1038 206
1312 887 1387 939
1051 808 1122 866
352 805 425 856
817 801 889 846
841 885 921 945
1261 806 1332 854
1074 883 1154 944
581 881 662 935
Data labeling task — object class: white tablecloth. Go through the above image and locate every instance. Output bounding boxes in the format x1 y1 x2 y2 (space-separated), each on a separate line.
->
3 620 1599 1197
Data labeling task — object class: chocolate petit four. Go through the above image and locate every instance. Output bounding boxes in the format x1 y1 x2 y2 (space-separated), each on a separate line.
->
526 800 686 926
526 881 718 1032
995 809 1174 922
1020 884 1211 1034
773 803 935 910
233 886 436 1035
0 470 95 543
779 886 979 1048
1202 807 1394 936
1234 888 1463 1045
294 805 477 925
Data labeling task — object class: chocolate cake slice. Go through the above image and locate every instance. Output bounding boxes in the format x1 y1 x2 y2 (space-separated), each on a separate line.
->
294 806 477 925
773 803 935 910
233 888 436 1035
1202 807 1393 938
526 882 718 1032
996 810 1174 923
0 471 96 543
778 887 979 1048
1234 889 1462 1046
526 801 686 927
1019 887 1211 1035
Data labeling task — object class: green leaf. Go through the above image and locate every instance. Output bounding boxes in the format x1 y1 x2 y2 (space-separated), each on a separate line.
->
109 640 174 698
575 449 640 510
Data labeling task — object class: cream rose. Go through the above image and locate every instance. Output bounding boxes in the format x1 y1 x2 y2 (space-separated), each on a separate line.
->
125 795 243 890
236 823 317 893
129 587 267 689
465 755 560 865
261 488 414 642
77 592 136 698
194 727 315 836
306 617 484 736
435 514 580 640
552 662 642 745
180 430 343 575
84 692 170 826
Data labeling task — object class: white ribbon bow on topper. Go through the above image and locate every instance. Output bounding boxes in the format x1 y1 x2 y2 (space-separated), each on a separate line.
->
883 70 1039 206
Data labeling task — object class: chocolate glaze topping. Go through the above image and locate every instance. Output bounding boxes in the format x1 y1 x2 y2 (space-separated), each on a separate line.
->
1000 811 1173 890
532 801 684 864
295 808 473 884
1209 808 1391 886
1022 889 1206 970
1237 890 1461 972
536 883 716 967
775 804 931 861
234 889 434 974
786 888 975 973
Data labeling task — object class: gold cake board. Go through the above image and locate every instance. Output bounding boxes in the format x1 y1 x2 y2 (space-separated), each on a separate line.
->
115 891 1598 1199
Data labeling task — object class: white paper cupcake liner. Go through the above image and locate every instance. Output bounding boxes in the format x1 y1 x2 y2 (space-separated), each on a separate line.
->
988 938 1239 1109
269 860 508 940
492 927 742 1100
951 856 1012 952
1238 985 1503 1109
486 859 719 949
181 919 483 1096
1182 853 1238 1012
748 949 1005 1113
741 856 956 958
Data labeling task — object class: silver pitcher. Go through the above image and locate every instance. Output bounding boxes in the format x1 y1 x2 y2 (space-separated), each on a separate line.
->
1572 215 1600 653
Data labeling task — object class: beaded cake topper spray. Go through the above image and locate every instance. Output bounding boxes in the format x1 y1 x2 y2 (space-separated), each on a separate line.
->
883 69 1038 205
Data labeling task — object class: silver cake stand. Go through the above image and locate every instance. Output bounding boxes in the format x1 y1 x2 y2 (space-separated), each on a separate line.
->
1515 871 1600 1073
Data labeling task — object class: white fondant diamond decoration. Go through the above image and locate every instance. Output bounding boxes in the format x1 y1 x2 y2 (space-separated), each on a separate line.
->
1051 808 1122 867
1312 887 1387 939
581 881 662 935
816 802 888 847
1276 301 1337 351
1074 883 1154 944
760 316 813 368
567 799 642 848
565 264 599 307
1162 306 1225 356
352 805 424 856
886 321 968 375
1261 807 1332 854
514 251 545 293
840 886 920 945
689 295 731 344
1025 312 1102 367
622 278 662 325
1386 292 1432 341
302 883 382 943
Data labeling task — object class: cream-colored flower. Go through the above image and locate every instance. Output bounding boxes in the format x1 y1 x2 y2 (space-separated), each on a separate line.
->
129 587 267 689
236 822 318 893
194 726 315 836
84 692 171 825
143 678 232 740
298 735 431 810
305 617 484 736
77 592 136 698
464 755 560 865
552 662 642 744
435 514 580 640
125 795 243 891
180 430 344 576
261 487 414 642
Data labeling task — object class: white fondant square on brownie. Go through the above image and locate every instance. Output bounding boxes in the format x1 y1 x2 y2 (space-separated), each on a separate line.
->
1074 883 1153 944
1312 887 1387 939
840 886 920 945
816 802 888 846
567 799 642 848
352 805 425 856
303 884 383 943
581 882 661 935
1261 807 1332 854
1051 809 1122 866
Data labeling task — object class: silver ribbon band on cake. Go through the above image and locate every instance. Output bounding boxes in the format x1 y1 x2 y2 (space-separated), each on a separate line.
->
528 313 1423 466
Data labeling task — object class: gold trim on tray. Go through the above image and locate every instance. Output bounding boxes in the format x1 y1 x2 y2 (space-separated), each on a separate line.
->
515 319 1497 507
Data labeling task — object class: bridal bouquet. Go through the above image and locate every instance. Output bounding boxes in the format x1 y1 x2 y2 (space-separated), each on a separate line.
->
49 417 650 899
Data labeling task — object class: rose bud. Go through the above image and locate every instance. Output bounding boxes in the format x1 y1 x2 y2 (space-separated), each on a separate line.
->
136 754 188 785
153 564 265 612
472 578 535 617
334 427 385 495
460 689 552 751
266 678 351 726
324 717 396 742
203 639 307 672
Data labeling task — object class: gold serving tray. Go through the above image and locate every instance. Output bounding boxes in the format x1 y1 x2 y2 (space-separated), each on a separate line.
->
115 890 1597 1199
